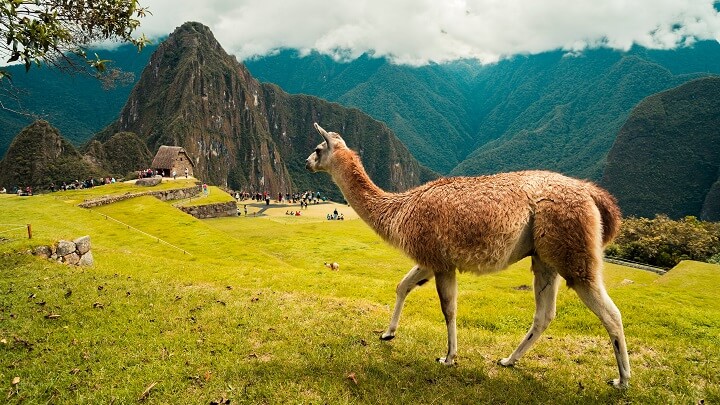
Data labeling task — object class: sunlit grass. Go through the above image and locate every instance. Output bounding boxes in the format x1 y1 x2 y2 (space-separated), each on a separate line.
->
174 186 234 207
1 187 719 404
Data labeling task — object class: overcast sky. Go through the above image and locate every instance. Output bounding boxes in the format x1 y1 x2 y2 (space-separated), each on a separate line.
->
139 0 720 65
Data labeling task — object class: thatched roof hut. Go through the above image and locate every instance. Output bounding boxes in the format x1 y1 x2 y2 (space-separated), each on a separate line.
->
151 146 195 178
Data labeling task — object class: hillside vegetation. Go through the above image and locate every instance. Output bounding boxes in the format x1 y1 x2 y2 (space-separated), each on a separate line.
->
1 184 718 403
0 121 98 190
602 76 720 220
607 215 720 268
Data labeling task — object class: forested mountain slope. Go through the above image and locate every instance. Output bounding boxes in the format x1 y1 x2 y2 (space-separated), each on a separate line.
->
602 76 720 220
246 42 720 179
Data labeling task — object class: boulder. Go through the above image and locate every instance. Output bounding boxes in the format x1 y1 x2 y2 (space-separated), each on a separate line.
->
33 245 52 259
78 251 94 267
73 235 91 255
56 240 76 256
63 252 80 265
136 176 162 187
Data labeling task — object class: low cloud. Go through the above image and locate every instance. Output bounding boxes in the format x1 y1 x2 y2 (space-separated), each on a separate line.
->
140 0 720 64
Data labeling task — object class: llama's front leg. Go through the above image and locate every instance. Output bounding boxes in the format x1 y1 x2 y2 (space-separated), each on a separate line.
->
381 265 434 340
500 258 560 366
434 270 458 366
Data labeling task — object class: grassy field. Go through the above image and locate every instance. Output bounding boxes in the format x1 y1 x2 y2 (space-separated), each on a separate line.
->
1 183 719 404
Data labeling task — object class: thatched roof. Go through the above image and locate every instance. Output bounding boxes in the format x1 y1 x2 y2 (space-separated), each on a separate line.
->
151 146 194 169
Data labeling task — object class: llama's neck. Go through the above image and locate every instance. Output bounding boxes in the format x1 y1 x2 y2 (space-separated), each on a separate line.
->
329 149 397 232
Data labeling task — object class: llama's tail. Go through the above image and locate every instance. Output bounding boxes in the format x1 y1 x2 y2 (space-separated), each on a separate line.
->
589 184 622 246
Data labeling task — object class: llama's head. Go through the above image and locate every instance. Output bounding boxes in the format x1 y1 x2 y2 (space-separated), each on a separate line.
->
306 123 347 173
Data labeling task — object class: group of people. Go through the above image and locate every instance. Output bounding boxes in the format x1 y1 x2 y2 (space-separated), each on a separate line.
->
230 189 328 209
58 177 116 191
327 208 344 221
8 186 33 196
5 165 196 197
2 177 119 195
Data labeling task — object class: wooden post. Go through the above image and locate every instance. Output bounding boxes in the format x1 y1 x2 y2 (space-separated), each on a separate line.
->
27 224 32 239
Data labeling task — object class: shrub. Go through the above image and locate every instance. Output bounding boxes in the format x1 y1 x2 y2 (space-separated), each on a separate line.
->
606 215 720 268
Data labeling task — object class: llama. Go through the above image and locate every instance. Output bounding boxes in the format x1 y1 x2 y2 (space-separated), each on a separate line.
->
324 262 340 271
306 123 631 388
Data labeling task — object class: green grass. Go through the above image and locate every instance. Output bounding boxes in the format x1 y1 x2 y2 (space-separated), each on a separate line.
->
174 186 235 207
1 188 719 404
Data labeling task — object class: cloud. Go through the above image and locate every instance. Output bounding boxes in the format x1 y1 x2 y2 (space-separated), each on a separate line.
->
139 0 720 65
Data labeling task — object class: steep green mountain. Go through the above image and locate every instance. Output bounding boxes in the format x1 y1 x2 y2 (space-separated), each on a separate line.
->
245 51 478 174
93 22 432 199
83 131 152 177
601 76 720 220
0 43 156 159
0 120 97 189
454 51 706 180
245 43 720 180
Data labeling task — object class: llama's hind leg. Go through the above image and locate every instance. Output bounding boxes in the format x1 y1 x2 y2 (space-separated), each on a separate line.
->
572 281 631 388
435 270 458 366
381 265 434 340
500 257 560 366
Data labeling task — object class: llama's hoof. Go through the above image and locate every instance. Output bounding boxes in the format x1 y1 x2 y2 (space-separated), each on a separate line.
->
498 357 515 367
607 378 629 389
380 332 395 341
436 357 455 366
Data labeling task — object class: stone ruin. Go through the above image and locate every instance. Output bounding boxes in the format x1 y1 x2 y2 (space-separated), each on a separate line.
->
33 235 94 267
135 176 163 187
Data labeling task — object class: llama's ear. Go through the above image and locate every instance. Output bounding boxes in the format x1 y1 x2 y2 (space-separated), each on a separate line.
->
314 123 332 145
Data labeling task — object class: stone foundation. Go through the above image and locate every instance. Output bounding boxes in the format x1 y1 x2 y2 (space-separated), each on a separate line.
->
178 201 238 219
33 235 94 267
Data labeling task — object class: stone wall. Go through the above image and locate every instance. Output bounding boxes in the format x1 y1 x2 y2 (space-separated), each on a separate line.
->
78 186 200 208
178 201 238 219
33 235 94 267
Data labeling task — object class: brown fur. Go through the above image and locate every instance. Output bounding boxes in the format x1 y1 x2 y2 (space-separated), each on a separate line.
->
325 147 619 282
306 123 630 387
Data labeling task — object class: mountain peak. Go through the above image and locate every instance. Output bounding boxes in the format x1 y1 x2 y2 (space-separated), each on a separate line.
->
169 21 222 49
90 23 430 197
